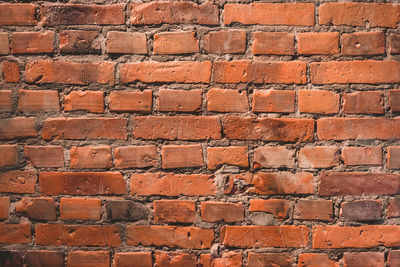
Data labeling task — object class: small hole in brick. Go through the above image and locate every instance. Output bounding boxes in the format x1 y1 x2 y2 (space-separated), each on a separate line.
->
354 42 361 48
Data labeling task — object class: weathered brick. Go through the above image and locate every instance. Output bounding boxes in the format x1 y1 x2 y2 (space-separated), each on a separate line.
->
343 91 384 114
249 199 289 220
0 90 12 112
162 145 203 169
252 32 294 55
68 251 110 267
341 147 382 166
254 146 294 169
344 252 384 267
0 33 8 55
389 251 400 267
201 202 244 223
294 200 333 221
0 117 37 139
342 32 385 56
109 90 152 112
341 200 381 221
389 90 400 112
252 90 295 113
25 250 64 267
114 252 152 267
0 4 36 25
390 34 400 54
15 197 56 221
388 198 400 218
298 254 338 267
60 198 101 220
106 200 149 221
248 253 292 267
154 31 198 54
298 146 339 168
207 88 249 112
18 89 59 112
298 90 339 114
114 145 157 169
207 146 248 170
204 30 246 54
106 31 147 54
200 252 242 267
154 200 195 223
0 145 18 167
249 172 313 195
297 32 339 55
70 146 112 169
64 91 104 113
0 197 10 219
59 30 100 54
388 146 400 169
11 32 54 54
0 251 23 267
158 89 202 112
39 172 125 195
0 171 37 193
0 224 31 244
156 252 196 267
2 61 19 82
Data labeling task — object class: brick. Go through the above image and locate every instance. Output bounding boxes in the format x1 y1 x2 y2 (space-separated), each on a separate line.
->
114 145 157 169
299 146 339 168
156 252 196 267
130 2 218 25
18 89 59 112
114 252 152 267
298 90 339 114
389 251 400 267
342 32 385 56
11 32 54 54
109 90 152 112
298 254 338 267
0 171 37 193
0 145 18 167
130 173 215 196
68 251 110 267
388 146 400 169
297 32 339 55
59 30 100 54
201 202 244 223
0 224 31 244
252 32 294 55
0 117 37 139
106 200 149 221
0 90 12 111
106 31 147 54
158 89 202 112
42 4 125 25
64 91 104 113
0 4 36 25
2 61 19 82
341 200 381 221
213 61 307 84
319 3 399 28
207 146 248 170
25 60 115 85
204 30 246 54
294 200 333 221
0 251 22 267
0 197 10 219
25 250 64 267
318 118 400 140
344 252 384 267
120 61 211 83
252 90 295 113
223 116 314 142
318 172 400 196
39 172 125 195
224 3 314 26
254 146 294 169
154 31 198 54
341 147 382 166
24 146 63 168
15 197 56 221
311 60 400 84
70 146 112 169
389 90 400 112
162 145 203 169
60 198 101 220
390 34 400 54
42 118 127 140
200 252 242 267
248 253 292 267
388 198 400 218
249 172 313 195
207 89 248 112
249 199 289 220
133 116 221 140
154 200 195 223
0 33 9 54
343 91 384 114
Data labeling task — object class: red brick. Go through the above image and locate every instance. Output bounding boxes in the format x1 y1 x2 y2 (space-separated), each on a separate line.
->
252 32 294 55
344 252 384 267
15 197 56 220
200 252 242 267
59 30 100 54
154 200 195 223
343 91 384 114
154 31 198 55
2 61 19 82
204 30 246 54
341 147 382 166
249 199 289 220
25 250 64 267
299 146 339 168
342 32 385 56
224 3 314 26
0 90 12 111
115 145 157 169
11 32 54 54
213 61 306 84
109 90 152 112
319 3 399 28
39 171 125 195
0 4 36 25
0 223 31 244
42 4 125 25
388 146 400 169
158 89 202 112
294 200 333 221
389 90 400 112
120 61 211 84
0 145 18 167
127 225 213 248
249 172 313 195
207 146 248 170
129 2 218 25
390 34 400 54
0 197 10 219
298 254 338 267
311 60 400 84
207 88 248 112
25 60 115 85
60 198 101 220
156 252 196 267
42 118 127 140
201 202 244 223
223 116 314 142
298 90 339 114
318 172 400 196
0 33 8 55
254 146 294 169
0 251 22 267
318 118 400 140
106 31 147 54
114 252 152 267
297 32 339 55
133 116 221 140
162 145 203 169
0 117 37 139
341 200 381 221
130 173 216 196
388 198 400 218
252 90 294 113
24 146 64 168
0 171 37 193
389 251 400 267
248 253 292 267
68 251 110 267
70 146 112 169
64 91 104 113
18 89 59 112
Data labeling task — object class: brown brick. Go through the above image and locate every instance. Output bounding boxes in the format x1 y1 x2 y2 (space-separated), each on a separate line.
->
298 90 339 114
0 4 36 25
68 251 110 267
388 146 400 169
297 32 339 55
158 89 202 112
0 224 31 244
15 197 56 221
2 61 19 82
0 90 12 112
252 90 295 113
0 171 37 193
154 31 198 54
389 251 400 267
0 251 22 267
344 252 384 267
249 172 313 195
114 252 152 267
299 146 339 168
60 198 101 220
294 200 333 221
201 202 244 223
0 145 18 167
24 146 64 168
11 32 54 54
204 30 246 54
25 250 64 267
248 253 292 267
389 90 400 112
162 145 203 169
390 34 400 54
0 197 10 219
154 200 195 223
106 31 147 54
0 117 37 139
298 254 338 267
341 200 381 221
156 252 196 267
254 146 294 169
59 30 100 54
207 146 248 170
200 252 242 267
18 89 59 112
388 198 400 218
207 88 248 112
249 199 289 220
64 91 104 113
343 91 384 114
106 200 149 221
0 33 8 54
252 32 294 55
70 146 112 169
341 147 382 166
342 32 385 55
114 145 157 169
109 90 152 112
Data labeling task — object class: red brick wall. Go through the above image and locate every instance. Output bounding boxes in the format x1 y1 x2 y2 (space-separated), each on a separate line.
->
0 1 400 266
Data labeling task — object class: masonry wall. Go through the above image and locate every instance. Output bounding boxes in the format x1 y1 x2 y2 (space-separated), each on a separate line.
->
0 1 400 266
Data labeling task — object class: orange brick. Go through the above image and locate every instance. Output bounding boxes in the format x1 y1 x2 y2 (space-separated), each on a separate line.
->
0 90 12 112
156 252 196 267
0 117 37 139
114 252 152 267
162 145 203 169
2 61 19 82
0 171 37 193
299 146 339 168
0 4 36 25
252 90 295 113
0 33 8 54
298 90 339 114
248 253 292 267
109 90 152 112
344 252 384 267
297 32 339 55
18 89 59 112
204 30 246 54
64 91 104 113
24 146 64 168
254 146 294 168
0 197 10 219
154 200 195 223
154 31 198 54
249 199 290 220
200 252 242 267
343 91 384 114
341 147 382 166
207 88 249 112
252 32 294 55
60 198 101 220
0 223 31 244
11 31 54 54
106 31 147 54
298 254 338 267
342 32 385 55
207 146 248 170
114 145 157 169
0 145 18 167
70 146 112 169
158 89 202 112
